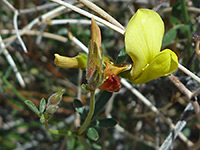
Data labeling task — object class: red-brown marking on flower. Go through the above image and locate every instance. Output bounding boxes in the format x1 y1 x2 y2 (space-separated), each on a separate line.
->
99 74 121 92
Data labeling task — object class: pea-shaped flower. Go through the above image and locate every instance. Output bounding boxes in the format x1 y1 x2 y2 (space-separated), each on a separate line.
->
125 9 178 84
54 19 131 92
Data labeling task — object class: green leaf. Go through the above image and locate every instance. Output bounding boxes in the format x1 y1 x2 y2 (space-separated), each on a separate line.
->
116 48 128 64
39 98 46 114
87 127 99 141
25 100 40 116
91 118 117 128
92 91 112 119
162 24 191 47
175 24 190 34
162 28 177 47
73 99 87 119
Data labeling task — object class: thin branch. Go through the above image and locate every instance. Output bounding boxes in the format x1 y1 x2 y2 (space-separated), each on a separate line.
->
0 35 25 87
49 19 104 26
25 6 67 30
192 88 200 98
74 69 83 128
1 29 68 43
67 28 88 53
193 35 200 59
2 0 16 12
161 74 200 150
77 0 125 30
13 11 28 53
159 103 194 150
115 124 159 149
178 64 200 84
19 3 58 14
169 74 200 122
50 0 125 35
104 93 158 149
2 5 68 50
159 7 200 14
120 78 194 147
36 23 47 45
2 0 28 52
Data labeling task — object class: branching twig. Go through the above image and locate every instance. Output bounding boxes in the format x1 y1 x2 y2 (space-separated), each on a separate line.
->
0 35 25 87
192 88 200 98
19 3 58 14
159 74 200 150
50 0 125 35
3 0 28 52
2 0 16 12
2 5 68 50
77 0 125 30
120 78 194 147
115 124 159 149
1 29 68 43
67 27 88 53
159 103 194 150
169 74 200 122
13 11 28 52
105 92 159 149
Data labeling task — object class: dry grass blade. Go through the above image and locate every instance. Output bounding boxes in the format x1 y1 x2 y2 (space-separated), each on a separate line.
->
77 0 125 30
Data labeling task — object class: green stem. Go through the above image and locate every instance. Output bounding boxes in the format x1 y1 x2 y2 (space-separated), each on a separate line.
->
181 0 190 24
2 76 26 102
78 136 92 150
45 121 72 136
78 90 95 135
181 0 192 57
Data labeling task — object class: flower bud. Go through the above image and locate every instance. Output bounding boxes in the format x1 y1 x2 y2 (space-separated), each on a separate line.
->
46 89 65 114
46 105 59 114
54 53 87 69
86 18 104 90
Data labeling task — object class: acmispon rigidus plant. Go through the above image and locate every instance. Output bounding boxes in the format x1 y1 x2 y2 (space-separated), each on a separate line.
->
125 9 178 84
54 9 178 92
54 18 130 92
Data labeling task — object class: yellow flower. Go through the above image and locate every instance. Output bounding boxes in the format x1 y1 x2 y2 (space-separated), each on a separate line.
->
125 9 178 84
54 53 131 92
54 18 131 92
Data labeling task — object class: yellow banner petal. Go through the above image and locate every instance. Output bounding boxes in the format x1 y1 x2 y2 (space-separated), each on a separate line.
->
125 9 164 79
132 49 178 84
